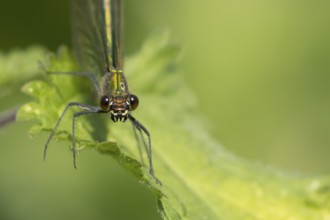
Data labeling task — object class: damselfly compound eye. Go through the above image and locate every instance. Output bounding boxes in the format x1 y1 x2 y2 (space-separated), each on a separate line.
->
100 95 110 111
129 94 139 111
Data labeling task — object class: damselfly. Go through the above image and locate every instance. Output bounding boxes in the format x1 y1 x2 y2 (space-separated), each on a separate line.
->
44 0 160 184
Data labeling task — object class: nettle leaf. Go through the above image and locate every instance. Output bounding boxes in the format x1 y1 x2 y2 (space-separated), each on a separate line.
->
0 46 46 87
17 34 330 220
0 46 47 110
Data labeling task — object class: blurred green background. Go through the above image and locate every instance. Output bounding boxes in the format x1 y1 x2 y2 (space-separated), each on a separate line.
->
1 0 330 219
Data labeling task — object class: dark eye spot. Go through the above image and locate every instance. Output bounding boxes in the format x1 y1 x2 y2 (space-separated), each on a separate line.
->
129 94 139 111
100 95 110 111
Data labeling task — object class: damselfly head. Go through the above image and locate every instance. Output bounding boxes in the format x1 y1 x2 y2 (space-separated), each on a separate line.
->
100 94 139 122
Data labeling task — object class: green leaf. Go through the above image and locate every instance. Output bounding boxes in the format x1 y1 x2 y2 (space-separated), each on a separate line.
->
17 34 330 219
0 46 46 85
0 46 47 126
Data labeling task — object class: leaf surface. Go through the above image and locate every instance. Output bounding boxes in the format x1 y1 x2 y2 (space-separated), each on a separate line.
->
17 34 330 220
